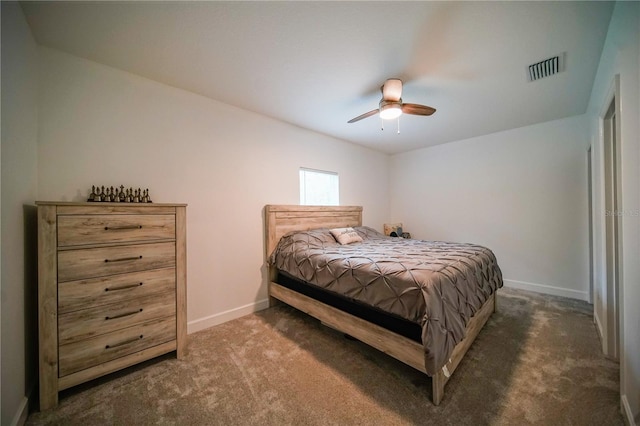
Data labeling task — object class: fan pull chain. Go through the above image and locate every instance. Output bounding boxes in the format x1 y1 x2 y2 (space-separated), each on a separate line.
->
379 117 402 133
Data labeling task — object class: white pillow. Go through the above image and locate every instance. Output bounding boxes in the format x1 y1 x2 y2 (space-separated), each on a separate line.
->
330 227 363 245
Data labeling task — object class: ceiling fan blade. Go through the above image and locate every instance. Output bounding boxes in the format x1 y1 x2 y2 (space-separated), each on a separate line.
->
381 78 402 101
401 103 436 116
347 109 379 123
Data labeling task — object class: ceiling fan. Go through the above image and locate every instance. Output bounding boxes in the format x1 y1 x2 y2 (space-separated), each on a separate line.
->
347 78 436 126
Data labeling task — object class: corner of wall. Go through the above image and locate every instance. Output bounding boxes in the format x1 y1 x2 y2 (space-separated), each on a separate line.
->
1 2 40 425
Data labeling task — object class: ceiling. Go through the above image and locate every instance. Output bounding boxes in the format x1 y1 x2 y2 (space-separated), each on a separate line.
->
20 1 614 155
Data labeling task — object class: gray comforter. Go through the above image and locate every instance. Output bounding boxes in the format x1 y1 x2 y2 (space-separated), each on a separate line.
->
269 226 503 375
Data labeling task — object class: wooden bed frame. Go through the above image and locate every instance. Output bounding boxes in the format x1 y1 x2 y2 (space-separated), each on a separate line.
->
264 205 496 405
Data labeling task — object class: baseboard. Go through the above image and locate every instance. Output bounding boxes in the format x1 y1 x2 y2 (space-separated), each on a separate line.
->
10 395 29 426
593 309 605 350
192 283 588 333
503 279 589 302
187 298 270 334
621 394 637 426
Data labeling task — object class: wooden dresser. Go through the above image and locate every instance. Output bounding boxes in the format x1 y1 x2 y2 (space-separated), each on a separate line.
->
36 202 187 410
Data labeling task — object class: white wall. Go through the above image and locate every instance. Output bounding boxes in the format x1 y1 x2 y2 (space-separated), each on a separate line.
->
1 2 40 424
390 115 590 301
37 47 390 333
587 1 640 423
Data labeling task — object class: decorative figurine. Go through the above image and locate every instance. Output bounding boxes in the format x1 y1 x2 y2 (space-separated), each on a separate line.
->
87 184 154 203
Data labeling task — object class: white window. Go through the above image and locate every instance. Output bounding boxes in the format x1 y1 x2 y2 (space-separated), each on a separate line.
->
299 168 339 206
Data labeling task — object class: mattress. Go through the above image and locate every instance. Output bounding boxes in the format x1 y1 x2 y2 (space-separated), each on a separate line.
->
269 226 503 375
276 271 423 342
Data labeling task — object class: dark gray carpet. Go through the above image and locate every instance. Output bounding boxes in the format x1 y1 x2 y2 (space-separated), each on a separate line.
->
27 288 623 425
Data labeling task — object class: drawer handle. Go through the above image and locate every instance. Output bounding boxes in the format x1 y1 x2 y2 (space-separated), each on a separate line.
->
104 225 143 231
105 335 143 349
104 255 142 263
105 282 143 292
105 308 143 320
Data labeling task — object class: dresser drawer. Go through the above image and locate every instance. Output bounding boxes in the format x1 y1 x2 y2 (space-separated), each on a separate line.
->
59 291 176 345
58 215 175 247
59 268 176 314
59 316 176 377
58 242 176 282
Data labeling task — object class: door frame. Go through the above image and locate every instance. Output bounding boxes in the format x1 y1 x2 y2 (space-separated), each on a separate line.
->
596 74 622 361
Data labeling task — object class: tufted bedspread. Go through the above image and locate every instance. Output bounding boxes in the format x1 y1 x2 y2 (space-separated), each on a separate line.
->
269 226 503 375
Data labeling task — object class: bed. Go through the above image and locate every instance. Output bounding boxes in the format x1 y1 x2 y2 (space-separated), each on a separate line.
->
264 205 502 405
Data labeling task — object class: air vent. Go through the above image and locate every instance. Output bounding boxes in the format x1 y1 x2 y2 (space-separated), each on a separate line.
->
528 54 564 82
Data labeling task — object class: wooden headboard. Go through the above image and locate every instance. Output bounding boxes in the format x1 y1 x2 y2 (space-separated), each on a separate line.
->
264 205 363 258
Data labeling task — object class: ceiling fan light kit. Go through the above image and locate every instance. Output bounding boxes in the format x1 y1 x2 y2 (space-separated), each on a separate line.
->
379 101 403 120
348 78 436 129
